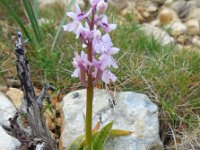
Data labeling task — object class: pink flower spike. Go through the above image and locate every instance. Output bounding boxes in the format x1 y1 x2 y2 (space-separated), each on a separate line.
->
102 70 117 84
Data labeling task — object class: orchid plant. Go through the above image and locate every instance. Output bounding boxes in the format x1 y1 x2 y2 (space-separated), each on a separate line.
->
63 0 120 149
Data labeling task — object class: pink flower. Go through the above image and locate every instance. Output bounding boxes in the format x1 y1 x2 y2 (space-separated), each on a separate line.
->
98 15 117 32
93 33 112 53
102 70 117 84
72 51 92 86
63 4 92 35
96 1 108 13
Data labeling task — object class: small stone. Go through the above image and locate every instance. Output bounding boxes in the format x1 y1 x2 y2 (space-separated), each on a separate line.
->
150 20 160 26
186 19 200 36
172 1 191 19
45 114 55 130
108 0 135 11
158 8 180 25
177 44 183 49
164 0 174 7
177 35 186 45
134 10 145 23
142 11 151 19
187 7 200 21
55 118 62 127
147 5 158 13
6 88 23 110
170 22 187 37
192 36 200 47
0 85 8 93
6 79 21 87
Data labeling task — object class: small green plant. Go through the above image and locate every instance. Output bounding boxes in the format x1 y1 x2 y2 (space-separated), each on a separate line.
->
69 122 131 150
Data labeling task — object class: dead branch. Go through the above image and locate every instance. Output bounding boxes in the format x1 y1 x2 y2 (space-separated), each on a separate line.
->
2 32 57 150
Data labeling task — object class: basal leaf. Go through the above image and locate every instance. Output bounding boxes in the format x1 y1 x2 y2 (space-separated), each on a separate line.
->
68 135 85 150
109 129 132 137
93 122 113 150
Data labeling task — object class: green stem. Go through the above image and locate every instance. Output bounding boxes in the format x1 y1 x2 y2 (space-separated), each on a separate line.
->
86 8 95 150
86 75 93 150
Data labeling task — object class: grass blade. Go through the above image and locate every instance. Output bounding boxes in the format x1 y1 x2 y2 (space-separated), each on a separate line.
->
33 0 39 20
51 0 76 52
23 0 42 46
0 0 31 41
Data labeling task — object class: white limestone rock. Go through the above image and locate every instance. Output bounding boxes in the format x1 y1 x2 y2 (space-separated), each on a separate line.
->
61 89 162 150
0 92 21 149
186 19 200 36
192 36 200 47
0 126 21 150
0 91 17 125
169 22 187 37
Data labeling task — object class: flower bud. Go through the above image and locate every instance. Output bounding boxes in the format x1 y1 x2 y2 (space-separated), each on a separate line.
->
96 1 108 13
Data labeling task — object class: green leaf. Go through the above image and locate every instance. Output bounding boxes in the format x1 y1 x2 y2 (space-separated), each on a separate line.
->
68 135 85 150
22 0 42 46
33 0 39 20
68 130 100 150
109 129 132 137
93 122 113 150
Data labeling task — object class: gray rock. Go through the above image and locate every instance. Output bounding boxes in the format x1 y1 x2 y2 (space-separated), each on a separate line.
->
0 92 21 149
169 22 187 36
141 24 175 45
172 1 192 19
61 89 162 150
186 19 200 36
192 36 200 47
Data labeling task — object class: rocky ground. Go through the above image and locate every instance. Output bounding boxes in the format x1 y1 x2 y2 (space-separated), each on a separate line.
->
115 0 200 49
